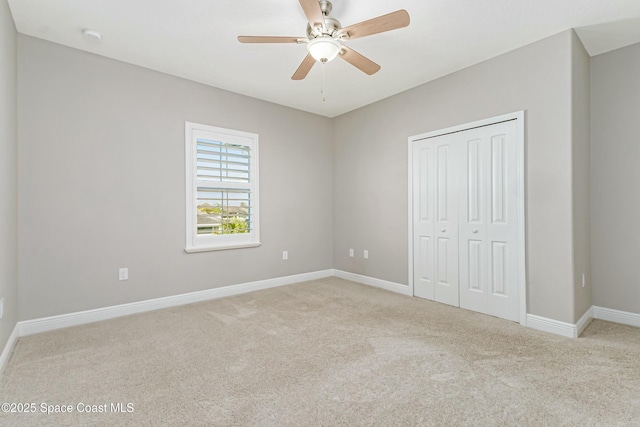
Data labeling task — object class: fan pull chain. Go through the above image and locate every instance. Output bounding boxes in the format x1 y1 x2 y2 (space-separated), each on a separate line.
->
321 60 327 102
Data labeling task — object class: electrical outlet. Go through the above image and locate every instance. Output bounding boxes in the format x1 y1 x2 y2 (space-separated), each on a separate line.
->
349 248 354 257
0 298 4 320
119 268 128 281
364 250 369 259
282 251 288 260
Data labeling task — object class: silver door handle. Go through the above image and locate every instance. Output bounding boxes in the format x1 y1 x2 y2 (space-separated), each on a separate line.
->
441 228 446 232
472 230 479 233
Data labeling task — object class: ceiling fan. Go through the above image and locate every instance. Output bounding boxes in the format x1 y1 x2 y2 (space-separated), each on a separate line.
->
238 0 410 80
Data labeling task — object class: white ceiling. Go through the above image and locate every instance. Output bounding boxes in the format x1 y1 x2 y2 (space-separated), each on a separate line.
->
7 0 640 118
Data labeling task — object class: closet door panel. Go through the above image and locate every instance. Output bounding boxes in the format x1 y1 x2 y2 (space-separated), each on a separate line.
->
433 138 459 307
459 132 489 314
485 122 519 321
413 143 435 300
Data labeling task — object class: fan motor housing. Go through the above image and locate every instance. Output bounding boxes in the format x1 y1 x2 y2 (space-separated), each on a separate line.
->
306 0 341 39
306 15 342 39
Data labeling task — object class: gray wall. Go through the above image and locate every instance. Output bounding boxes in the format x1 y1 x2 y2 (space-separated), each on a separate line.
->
334 31 577 323
571 32 592 322
590 42 640 315
0 0 18 351
17 36 334 320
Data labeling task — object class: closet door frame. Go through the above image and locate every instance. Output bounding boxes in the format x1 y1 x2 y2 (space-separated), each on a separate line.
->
407 111 526 325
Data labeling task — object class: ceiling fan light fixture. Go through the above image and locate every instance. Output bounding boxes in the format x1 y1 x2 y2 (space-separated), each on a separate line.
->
307 36 341 63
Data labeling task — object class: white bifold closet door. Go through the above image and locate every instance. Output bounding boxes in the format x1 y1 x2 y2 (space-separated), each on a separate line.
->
458 121 519 321
413 120 519 321
412 134 460 307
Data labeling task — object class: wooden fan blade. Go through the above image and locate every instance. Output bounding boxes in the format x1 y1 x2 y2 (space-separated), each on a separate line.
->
292 54 316 80
299 0 325 28
339 45 381 75
340 10 410 40
238 36 302 43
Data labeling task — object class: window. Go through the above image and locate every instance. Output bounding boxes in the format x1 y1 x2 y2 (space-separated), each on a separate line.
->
185 122 260 252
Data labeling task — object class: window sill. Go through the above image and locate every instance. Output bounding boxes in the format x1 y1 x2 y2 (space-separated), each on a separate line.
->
184 242 262 253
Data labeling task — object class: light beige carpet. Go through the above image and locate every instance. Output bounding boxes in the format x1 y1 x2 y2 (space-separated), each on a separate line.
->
1 277 639 426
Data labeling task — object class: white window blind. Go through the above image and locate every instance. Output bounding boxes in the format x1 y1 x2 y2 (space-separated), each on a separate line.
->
196 139 251 183
186 122 260 252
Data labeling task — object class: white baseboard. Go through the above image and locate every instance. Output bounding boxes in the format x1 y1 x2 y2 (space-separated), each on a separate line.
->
334 270 411 296
8 267 640 351
527 305 640 339
576 306 594 337
18 269 335 337
593 306 640 328
526 308 595 338
0 324 19 376
526 314 578 338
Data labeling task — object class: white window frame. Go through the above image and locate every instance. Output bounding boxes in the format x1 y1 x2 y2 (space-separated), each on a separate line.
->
185 121 260 253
